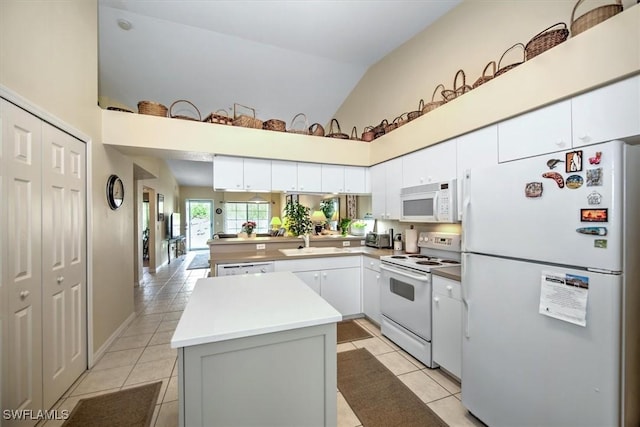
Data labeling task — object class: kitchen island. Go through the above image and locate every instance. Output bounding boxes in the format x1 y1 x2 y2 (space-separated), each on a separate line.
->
171 271 342 427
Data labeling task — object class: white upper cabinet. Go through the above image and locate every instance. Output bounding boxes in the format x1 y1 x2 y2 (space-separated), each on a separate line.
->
344 166 367 194
296 162 322 193
456 125 498 221
572 75 640 148
370 157 402 220
271 160 298 192
402 140 457 187
321 164 344 193
213 156 271 191
498 99 572 162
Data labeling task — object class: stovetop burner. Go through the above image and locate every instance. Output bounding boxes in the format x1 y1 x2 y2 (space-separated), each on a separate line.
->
408 255 429 258
391 255 407 259
440 259 461 264
415 261 442 266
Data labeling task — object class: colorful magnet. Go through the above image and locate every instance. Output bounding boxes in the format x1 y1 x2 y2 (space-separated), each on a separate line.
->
594 239 607 249
546 159 564 170
525 182 543 198
589 151 602 165
586 168 603 186
542 172 564 188
576 227 607 236
565 150 583 172
587 191 602 205
580 208 608 222
565 175 584 189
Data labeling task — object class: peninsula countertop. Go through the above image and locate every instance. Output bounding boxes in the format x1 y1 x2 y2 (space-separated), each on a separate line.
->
210 246 393 265
170 271 342 348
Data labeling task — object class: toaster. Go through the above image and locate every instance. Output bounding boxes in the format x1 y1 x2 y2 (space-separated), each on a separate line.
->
365 232 391 249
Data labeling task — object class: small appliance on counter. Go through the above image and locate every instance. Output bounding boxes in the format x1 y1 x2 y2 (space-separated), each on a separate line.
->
404 226 418 253
365 231 392 249
393 233 403 252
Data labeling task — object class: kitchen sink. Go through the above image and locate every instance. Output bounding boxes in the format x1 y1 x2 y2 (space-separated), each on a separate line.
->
279 247 350 256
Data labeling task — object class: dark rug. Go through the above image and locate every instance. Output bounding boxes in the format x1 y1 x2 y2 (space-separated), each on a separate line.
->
62 381 161 427
337 320 373 344
338 348 448 427
187 253 210 270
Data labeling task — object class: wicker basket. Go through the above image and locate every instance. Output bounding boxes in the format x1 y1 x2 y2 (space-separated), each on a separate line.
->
203 109 233 126
263 119 286 132
287 113 310 135
442 70 472 102
571 0 622 37
525 23 569 60
361 126 375 142
392 113 409 128
137 101 168 117
169 100 201 121
106 106 134 113
472 61 496 88
495 43 525 77
407 99 425 122
233 103 263 129
350 126 361 141
326 119 349 139
422 84 447 114
372 119 388 139
309 123 325 137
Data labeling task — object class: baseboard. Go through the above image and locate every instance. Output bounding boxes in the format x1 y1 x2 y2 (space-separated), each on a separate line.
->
90 311 136 368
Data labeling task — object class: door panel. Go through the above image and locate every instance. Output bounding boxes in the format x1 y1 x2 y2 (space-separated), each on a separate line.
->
42 123 86 409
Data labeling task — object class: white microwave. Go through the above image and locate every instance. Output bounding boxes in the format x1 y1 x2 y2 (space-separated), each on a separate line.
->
400 180 457 223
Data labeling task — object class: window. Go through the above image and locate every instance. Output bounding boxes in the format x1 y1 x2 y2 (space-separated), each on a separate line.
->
224 202 270 234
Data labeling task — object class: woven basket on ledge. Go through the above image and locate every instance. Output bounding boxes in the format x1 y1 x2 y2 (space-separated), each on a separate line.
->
422 84 447 114
525 23 569 60
472 61 496 89
233 103 263 129
570 0 622 37
137 101 168 117
287 113 310 135
169 100 201 121
495 43 525 77
203 109 233 126
441 70 472 102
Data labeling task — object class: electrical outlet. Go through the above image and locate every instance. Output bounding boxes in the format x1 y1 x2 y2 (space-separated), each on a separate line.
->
360 240 365 246
342 241 351 247
256 243 266 250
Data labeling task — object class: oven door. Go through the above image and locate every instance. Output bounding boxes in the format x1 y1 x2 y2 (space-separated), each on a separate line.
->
400 191 437 222
380 263 432 341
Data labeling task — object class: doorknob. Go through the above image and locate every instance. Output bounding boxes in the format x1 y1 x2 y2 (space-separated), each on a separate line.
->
20 290 30 299
57 276 64 284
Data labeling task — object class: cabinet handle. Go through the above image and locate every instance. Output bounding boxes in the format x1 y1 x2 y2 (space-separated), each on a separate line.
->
579 134 591 142
433 297 440 303
300 186 304 190
446 285 453 292
375 274 380 280
246 184 251 189
20 290 30 299
313 273 318 278
322 272 327 278
57 276 64 284
555 140 566 147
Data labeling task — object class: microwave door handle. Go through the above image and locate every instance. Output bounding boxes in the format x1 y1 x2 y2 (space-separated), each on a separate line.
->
433 192 439 221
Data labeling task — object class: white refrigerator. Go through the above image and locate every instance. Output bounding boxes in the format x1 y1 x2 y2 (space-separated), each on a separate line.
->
461 140 640 427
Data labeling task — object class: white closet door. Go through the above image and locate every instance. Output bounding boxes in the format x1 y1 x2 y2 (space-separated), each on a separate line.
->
41 124 87 409
1 100 44 421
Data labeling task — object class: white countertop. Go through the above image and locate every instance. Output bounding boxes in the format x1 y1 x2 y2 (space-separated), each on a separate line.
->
170 271 343 348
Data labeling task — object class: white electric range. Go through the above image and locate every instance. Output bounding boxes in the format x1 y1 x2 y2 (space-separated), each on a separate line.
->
379 232 461 367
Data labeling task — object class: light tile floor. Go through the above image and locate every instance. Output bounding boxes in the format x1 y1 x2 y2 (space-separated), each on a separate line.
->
43 251 483 427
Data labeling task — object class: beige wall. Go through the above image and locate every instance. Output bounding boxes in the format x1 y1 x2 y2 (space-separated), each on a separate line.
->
0 0 135 355
334 0 638 135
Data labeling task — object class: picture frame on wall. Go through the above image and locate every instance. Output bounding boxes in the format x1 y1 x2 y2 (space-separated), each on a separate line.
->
158 194 164 221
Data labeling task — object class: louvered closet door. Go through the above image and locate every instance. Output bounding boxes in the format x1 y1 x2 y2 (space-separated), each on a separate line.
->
1 100 44 420
41 124 87 409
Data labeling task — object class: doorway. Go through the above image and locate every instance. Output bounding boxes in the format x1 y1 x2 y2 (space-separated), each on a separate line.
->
186 199 213 250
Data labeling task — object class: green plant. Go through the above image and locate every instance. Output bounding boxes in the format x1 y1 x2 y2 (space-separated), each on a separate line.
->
339 218 352 236
319 199 335 221
284 200 312 236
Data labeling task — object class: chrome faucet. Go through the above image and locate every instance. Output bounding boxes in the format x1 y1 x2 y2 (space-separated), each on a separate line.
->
299 234 310 248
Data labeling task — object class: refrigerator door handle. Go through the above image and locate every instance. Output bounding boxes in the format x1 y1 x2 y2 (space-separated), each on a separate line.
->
461 170 471 251
461 252 470 338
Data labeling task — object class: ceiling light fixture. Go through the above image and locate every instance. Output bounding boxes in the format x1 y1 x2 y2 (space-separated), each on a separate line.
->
249 194 266 203
117 18 132 31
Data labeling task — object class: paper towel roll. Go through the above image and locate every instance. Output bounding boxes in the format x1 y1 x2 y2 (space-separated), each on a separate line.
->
405 229 418 253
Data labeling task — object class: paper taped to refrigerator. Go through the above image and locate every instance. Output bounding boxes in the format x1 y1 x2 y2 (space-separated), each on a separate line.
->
539 271 589 327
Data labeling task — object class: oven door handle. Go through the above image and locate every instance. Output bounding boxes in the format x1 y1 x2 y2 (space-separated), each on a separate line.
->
380 264 431 282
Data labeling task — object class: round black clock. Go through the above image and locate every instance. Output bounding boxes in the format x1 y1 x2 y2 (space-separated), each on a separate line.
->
106 174 124 210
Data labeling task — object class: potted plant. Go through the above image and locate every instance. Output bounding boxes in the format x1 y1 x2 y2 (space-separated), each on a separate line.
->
339 218 352 237
284 200 312 236
239 221 257 238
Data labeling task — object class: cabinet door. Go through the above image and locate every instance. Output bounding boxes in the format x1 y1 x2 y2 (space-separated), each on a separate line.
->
321 164 344 193
271 160 297 192
243 158 271 191
362 267 381 324
297 162 322 193
402 148 429 187
385 157 403 220
321 267 361 316
456 126 498 221
293 271 321 295
213 156 244 190
344 166 366 194
369 163 386 219
432 276 462 379
498 100 572 162
572 75 640 147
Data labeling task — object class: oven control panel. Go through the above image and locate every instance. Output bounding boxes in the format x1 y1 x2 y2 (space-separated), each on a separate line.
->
417 232 461 250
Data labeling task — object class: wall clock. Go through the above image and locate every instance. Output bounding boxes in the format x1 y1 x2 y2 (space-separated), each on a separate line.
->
106 174 124 210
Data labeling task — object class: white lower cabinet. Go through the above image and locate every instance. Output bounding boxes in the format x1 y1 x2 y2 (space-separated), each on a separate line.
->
432 274 462 380
274 256 361 316
362 257 381 324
